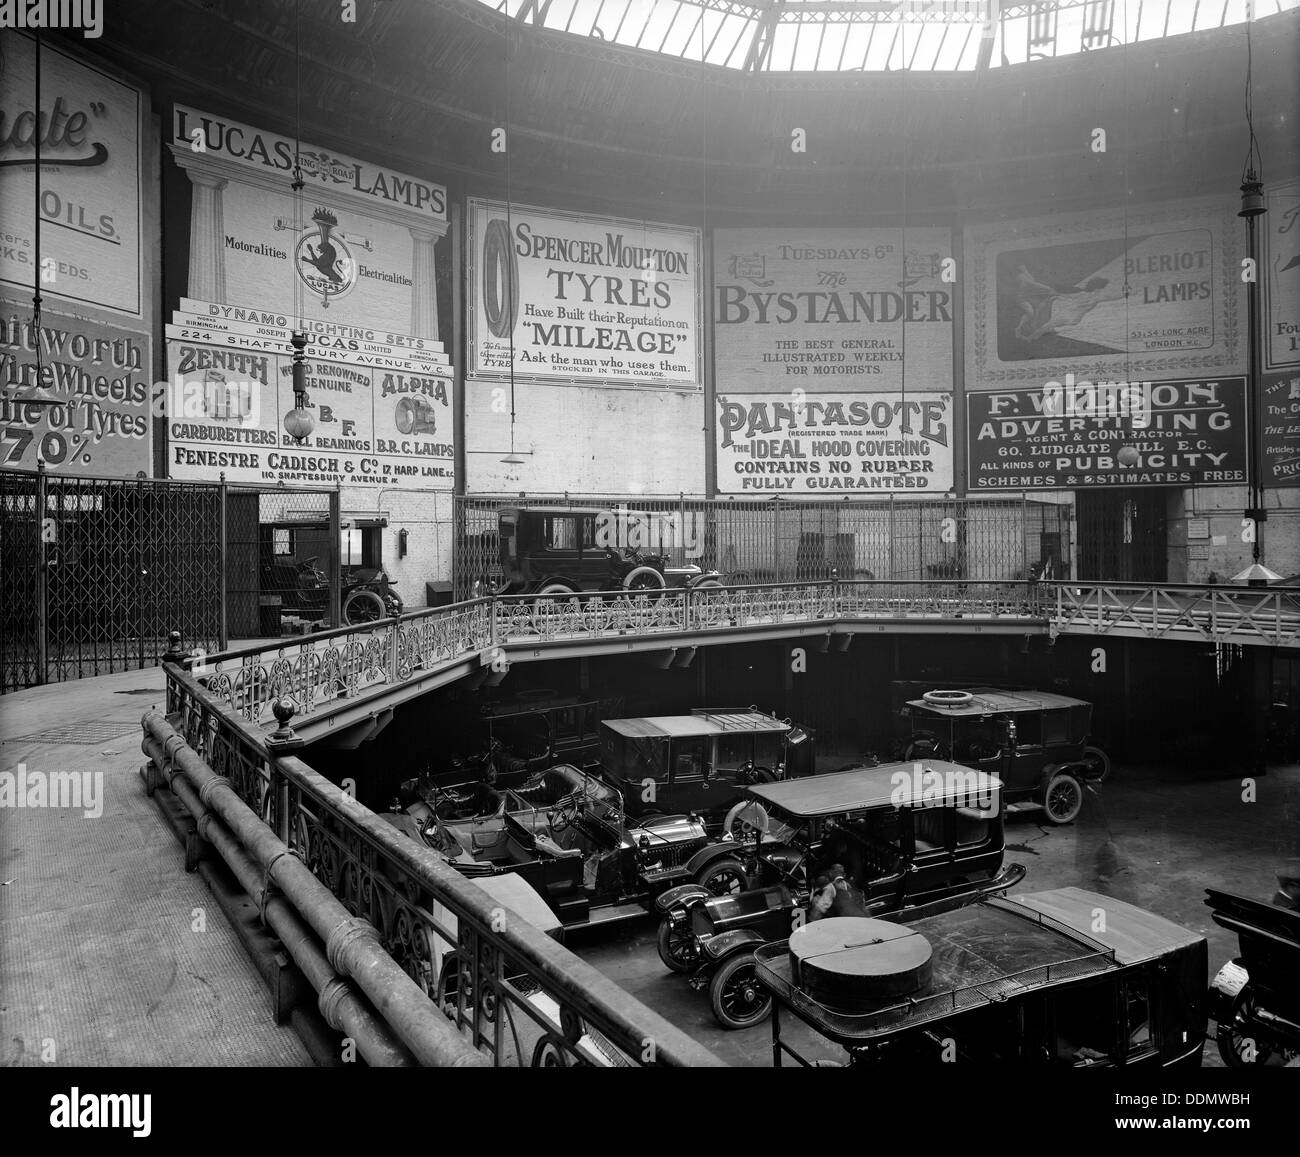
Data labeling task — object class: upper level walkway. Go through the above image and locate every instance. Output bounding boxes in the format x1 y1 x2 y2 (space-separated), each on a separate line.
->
185 579 1300 746
0 666 311 1066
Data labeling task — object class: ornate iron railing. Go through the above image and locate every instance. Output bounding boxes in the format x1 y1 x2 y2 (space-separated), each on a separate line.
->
181 578 1297 734
161 673 723 1067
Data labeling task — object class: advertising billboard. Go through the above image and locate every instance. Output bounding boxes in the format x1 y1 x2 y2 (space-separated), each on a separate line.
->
466 198 702 388
966 377 1248 490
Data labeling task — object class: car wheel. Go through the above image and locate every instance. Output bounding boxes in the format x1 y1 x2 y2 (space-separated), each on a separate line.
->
722 800 770 842
709 953 772 1030
1216 987 1297 1067
1080 745 1112 783
623 566 667 595
531 1036 570 1068
656 916 697 974
692 578 723 590
696 857 750 896
535 582 576 599
343 588 386 625
1043 771 1083 824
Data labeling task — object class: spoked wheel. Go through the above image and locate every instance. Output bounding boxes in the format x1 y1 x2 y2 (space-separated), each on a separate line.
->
696 857 750 896
656 916 698 974
1217 988 1299 1067
531 1035 571 1068
1043 771 1083 825
1080 745 1112 783
709 953 772 1030
344 588 386 625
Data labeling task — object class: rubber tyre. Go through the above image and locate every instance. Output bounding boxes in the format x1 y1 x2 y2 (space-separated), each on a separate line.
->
535 582 575 598
623 566 666 593
709 953 772 1031
343 588 386 625
1216 987 1297 1067
1081 745 1112 783
696 857 750 896
1043 771 1083 825
656 916 697 974
722 800 769 843
531 1036 570 1068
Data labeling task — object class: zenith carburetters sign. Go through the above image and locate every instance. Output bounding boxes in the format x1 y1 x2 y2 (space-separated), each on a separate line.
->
716 392 954 494
466 198 702 388
966 377 1247 490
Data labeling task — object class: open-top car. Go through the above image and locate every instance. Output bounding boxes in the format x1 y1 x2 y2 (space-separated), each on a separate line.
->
472 505 724 597
754 887 1207 1068
388 763 748 929
600 708 814 831
654 760 1023 1029
901 687 1110 824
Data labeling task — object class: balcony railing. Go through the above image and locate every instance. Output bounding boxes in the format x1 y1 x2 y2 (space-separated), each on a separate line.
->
151 679 724 1068
181 579 1298 734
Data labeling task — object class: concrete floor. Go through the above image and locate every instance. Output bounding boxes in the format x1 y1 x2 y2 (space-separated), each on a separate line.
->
572 758 1300 1067
0 667 310 1067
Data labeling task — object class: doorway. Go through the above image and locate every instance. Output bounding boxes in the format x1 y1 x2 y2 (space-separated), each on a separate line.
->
1075 491 1167 582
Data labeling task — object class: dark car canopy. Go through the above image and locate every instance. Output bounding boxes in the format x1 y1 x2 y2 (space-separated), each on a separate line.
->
745 761 1002 818
906 688 1091 717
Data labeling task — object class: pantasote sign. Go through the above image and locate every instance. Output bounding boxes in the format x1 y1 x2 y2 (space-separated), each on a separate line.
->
715 392 954 494
966 377 1247 490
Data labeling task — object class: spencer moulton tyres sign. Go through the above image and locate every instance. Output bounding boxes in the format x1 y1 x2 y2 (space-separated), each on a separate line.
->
966 377 1247 490
716 392 954 494
466 198 701 388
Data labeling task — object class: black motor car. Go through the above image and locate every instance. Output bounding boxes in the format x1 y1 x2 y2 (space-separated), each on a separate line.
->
472 506 724 597
655 760 1022 1029
756 887 1207 1068
901 687 1110 824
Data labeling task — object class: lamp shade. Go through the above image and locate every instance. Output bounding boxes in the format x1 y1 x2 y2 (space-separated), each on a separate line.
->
284 407 315 441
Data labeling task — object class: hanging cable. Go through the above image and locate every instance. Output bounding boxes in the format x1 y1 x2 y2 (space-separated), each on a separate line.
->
1241 6 1262 184
32 31 44 396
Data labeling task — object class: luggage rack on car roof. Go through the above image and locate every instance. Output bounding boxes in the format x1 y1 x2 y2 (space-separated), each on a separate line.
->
753 899 1120 1045
690 706 781 730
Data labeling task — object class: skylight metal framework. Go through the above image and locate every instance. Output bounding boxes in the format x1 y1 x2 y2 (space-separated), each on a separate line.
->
481 0 1298 71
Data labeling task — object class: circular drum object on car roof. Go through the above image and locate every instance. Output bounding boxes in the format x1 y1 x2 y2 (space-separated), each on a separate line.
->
789 917 933 1010
922 689 974 707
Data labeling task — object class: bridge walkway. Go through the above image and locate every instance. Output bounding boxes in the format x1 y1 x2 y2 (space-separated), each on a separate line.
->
0 667 310 1066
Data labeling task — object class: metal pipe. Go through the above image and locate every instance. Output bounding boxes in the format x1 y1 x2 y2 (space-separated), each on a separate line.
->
269 750 726 1068
141 735 415 1066
141 710 487 1068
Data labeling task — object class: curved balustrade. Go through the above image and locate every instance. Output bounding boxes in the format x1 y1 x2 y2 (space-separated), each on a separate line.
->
157 683 723 1067
181 579 1297 733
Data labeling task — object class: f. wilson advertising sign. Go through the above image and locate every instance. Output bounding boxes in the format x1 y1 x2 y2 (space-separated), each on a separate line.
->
966 377 1247 490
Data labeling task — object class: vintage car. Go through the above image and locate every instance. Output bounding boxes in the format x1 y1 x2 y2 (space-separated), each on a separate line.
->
755 886 1207 1068
1204 872 1300 1067
600 708 815 831
389 764 748 928
654 760 1022 1029
471 505 725 597
900 687 1111 824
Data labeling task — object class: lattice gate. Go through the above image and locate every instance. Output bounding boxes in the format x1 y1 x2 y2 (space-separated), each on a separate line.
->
0 467 225 693
452 494 1070 599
